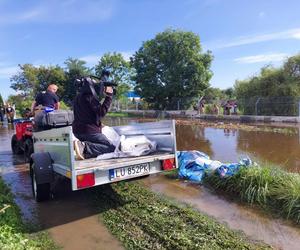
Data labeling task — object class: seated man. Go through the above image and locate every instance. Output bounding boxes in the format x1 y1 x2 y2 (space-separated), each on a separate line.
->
72 76 115 160
23 108 33 119
31 84 60 112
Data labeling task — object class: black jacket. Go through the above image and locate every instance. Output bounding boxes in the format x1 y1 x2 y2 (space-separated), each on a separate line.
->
72 93 112 134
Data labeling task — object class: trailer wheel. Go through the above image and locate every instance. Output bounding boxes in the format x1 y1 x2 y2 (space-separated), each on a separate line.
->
24 138 33 163
11 134 23 154
31 163 50 202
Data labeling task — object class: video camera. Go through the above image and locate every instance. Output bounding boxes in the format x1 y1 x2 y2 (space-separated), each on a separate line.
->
74 69 117 98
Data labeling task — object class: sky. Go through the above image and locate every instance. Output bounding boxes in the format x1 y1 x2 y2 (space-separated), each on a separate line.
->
0 0 300 99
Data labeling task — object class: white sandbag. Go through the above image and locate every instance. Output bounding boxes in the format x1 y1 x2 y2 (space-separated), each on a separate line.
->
120 135 157 157
102 126 120 147
96 135 157 160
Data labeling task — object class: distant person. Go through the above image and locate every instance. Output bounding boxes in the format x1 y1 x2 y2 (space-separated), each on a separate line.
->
212 104 219 115
31 84 60 113
233 102 238 115
197 98 205 115
5 104 15 123
0 105 4 122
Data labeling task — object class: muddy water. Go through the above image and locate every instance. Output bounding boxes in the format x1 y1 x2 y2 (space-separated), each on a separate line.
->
1 118 300 250
176 124 300 173
0 124 124 250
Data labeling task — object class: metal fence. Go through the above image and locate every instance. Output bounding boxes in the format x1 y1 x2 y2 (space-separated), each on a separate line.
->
112 96 300 117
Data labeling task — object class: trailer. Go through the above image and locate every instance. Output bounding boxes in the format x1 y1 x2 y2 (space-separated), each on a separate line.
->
30 120 177 201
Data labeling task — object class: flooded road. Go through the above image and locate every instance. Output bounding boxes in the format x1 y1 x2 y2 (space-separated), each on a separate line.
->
0 123 124 250
1 118 300 250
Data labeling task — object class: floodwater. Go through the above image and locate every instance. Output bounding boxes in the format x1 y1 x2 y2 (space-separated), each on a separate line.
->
176 124 300 173
1 118 300 250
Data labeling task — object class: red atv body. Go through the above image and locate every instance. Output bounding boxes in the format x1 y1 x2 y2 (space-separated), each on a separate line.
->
11 119 34 162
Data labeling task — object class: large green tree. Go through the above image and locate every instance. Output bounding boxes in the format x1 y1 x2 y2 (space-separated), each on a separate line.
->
64 57 92 105
10 64 66 98
95 52 133 100
10 64 66 112
131 29 213 109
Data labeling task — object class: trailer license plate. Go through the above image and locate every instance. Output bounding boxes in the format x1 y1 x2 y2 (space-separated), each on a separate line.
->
109 163 150 180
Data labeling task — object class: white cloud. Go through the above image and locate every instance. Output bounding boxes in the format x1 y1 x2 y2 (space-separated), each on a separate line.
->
207 28 300 49
234 53 289 64
0 0 116 24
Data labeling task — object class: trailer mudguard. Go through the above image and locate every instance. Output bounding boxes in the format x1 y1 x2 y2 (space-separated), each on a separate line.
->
31 152 54 184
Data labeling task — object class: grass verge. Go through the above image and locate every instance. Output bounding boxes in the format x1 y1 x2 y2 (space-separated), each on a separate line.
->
205 165 300 224
0 177 58 250
93 181 269 250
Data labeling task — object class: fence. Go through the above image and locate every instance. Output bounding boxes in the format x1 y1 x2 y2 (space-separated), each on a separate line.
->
112 96 300 117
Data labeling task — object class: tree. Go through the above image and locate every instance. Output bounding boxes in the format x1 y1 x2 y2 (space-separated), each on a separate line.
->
203 87 225 103
234 54 300 115
131 29 213 109
10 64 39 98
7 94 32 114
222 87 234 99
64 57 92 105
10 64 66 98
95 52 133 100
10 64 66 113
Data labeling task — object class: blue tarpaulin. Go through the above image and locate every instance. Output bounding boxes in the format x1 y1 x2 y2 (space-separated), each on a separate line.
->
177 151 253 183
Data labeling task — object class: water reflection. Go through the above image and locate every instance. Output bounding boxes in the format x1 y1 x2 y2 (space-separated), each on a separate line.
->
237 130 300 173
176 123 300 173
176 125 213 157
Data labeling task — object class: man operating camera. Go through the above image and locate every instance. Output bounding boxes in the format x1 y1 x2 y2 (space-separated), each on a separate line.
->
72 71 116 160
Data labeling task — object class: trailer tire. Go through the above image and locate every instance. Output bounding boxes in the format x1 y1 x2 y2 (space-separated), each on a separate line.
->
11 134 23 154
24 138 33 163
31 163 50 202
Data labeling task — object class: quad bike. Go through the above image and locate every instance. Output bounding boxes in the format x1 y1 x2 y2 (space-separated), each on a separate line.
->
11 119 34 163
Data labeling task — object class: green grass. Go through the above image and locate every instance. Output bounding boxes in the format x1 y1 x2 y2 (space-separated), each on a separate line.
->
0 177 58 250
92 182 269 250
205 165 300 224
107 112 130 117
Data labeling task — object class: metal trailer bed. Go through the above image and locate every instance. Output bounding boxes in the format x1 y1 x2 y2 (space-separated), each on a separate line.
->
30 120 177 201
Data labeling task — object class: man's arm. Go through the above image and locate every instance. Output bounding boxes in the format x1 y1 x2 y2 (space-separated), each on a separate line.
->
88 87 113 118
31 101 37 112
54 101 60 110
100 87 113 117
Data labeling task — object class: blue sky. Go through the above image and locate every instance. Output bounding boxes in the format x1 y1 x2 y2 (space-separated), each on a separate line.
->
1 0 300 99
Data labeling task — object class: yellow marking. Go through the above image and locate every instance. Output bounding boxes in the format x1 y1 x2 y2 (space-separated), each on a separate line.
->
66 171 72 178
